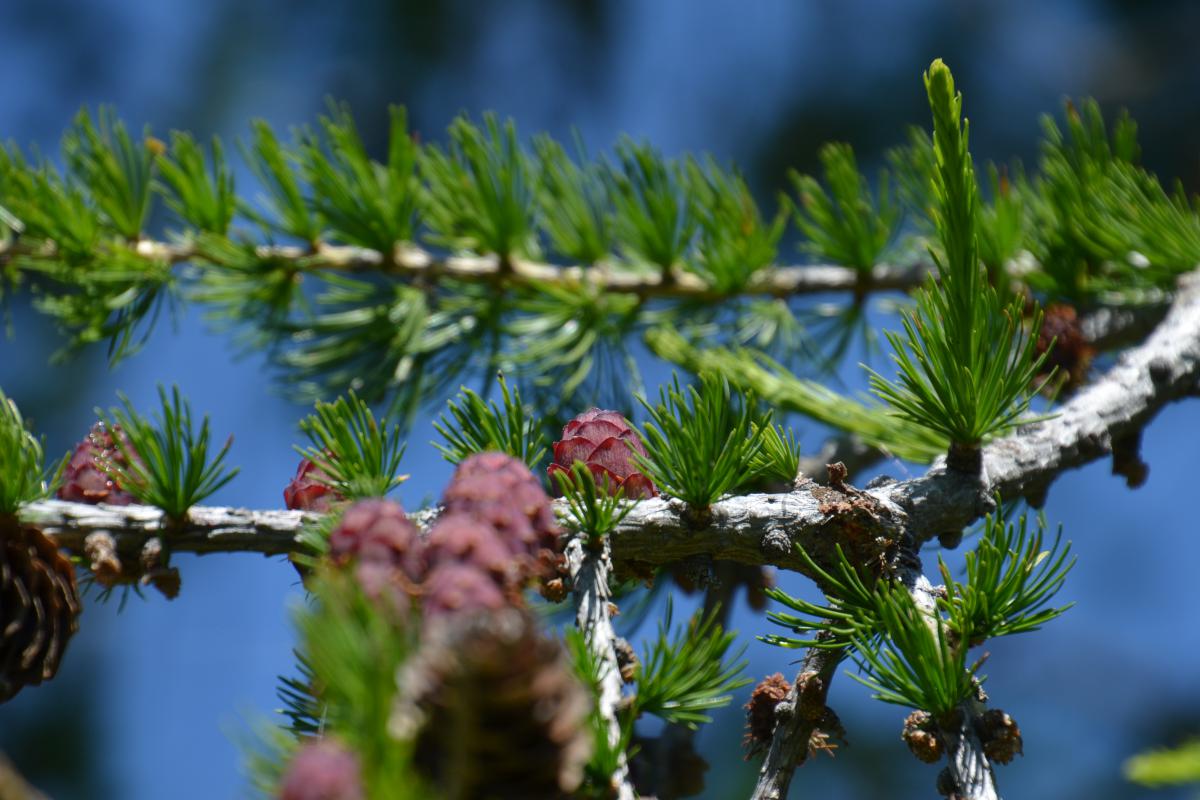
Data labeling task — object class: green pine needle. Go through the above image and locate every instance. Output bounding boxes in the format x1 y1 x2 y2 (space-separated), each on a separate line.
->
792 141 900 272
636 373 767 510
633 598 751 728
0 388 63 516
295 390 408 501
939 504 1075 644
432 374 546 469
868 59 1048 450
301 103 419 252
99 385 239 520
420 113 538 260
62 106 157 240
553 461 637 548
606 138 695 274
156 131 235 235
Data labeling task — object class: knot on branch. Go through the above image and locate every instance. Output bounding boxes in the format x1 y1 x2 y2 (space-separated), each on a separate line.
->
1111 430 1149 488
808 467 899 579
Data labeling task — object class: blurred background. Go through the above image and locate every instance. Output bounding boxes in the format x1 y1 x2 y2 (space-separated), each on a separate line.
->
2 1 1199 798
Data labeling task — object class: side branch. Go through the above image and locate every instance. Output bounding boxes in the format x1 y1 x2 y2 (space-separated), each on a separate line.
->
896 269 1200 540
3 238 925 301
565 536 636 800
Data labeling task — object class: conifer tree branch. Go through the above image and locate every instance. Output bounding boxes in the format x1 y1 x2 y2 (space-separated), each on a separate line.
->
750 642 844 800
0 237 925 300
24 271 1200 573
565 535 637 800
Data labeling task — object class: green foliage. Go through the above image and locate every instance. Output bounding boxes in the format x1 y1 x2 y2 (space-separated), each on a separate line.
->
293 568 423 800
433 374 546 468
420 113 537 260
938 505 1075 644
100 385 239 519
606 139 695 273
1028 99 1200 300
636 373 767 509
762 543 879 651
275 651 325 737
1125 739 1200 789
273 272 460 411
505 279 643 404
295 391 408 500
744 421 802 489
976 163 1028 285
765 503 1074 716
553 462 637 547
301 103 419 252
869 59 1046 449
887 127 937 228
62 107 157 240
0 145 102 259
645 327 948 463
791 142 900 271
632 599 751 727
0 388 62 515
563 628 636 795
242 120 320 243
686 156 786 292
185 234 300 352
535 135 612 264
156 132 235 235
847 582 979 715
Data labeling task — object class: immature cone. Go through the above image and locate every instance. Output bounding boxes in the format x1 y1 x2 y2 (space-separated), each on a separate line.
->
284 458 343 512
976 708 1023 765
393 610 591 799
0 520 82 702
548 409 657 499
57 422 137 505
328 499 423 610
743 673 791 757
1035 303 1093 392
902 710 945 764
443 452 561 557
421 562 509 619
278 738 364 800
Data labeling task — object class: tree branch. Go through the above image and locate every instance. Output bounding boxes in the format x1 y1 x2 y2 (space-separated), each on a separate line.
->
26 274 1200 579
2 237 926 301
750 642 844 800
564 535 637 800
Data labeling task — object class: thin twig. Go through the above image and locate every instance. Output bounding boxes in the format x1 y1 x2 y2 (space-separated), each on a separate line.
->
750 643 845 800
565 535 637 800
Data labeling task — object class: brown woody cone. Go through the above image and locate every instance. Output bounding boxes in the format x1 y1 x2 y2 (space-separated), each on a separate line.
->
0 520 82 702
393 609 591 799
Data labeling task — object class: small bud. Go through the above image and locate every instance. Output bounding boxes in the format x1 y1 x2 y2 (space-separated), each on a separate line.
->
743 673 791 757
902 710 945 764
614 637 639 684
976 708 1023 765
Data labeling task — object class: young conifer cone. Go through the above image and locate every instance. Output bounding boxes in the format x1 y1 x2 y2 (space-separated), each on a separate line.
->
0 520 82 702
393 610 591 799
548 409 657 498
442 452 561 557
327 498 423 611
284 457 343 512
278 738 365 800
57 422 138 505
